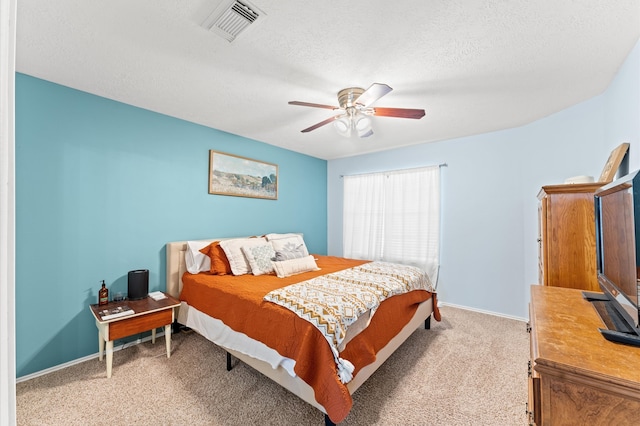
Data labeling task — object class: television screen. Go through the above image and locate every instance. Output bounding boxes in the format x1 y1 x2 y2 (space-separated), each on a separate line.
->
595 170 640 335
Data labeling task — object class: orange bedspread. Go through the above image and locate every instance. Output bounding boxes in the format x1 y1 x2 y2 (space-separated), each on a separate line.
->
179 255 439 423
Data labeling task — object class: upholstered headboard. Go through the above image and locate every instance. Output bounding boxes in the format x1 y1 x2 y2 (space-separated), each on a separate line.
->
166 239 211 299
165 237 237 299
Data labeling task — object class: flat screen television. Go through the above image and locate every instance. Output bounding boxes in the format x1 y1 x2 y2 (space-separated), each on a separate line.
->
590 169 640 346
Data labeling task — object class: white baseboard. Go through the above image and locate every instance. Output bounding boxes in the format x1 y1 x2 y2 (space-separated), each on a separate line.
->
16 331 166 383
438 301 528 322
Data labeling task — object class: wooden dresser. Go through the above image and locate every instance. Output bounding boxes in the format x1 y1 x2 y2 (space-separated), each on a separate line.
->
528 285 640 425
537 183 604 291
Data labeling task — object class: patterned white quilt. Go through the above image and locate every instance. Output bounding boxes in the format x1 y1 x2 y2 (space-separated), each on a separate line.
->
263 261 434 383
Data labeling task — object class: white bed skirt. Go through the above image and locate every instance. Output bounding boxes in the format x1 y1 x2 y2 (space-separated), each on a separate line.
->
178 301 298 377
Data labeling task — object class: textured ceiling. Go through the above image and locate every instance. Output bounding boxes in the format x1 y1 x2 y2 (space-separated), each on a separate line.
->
16 0 640 160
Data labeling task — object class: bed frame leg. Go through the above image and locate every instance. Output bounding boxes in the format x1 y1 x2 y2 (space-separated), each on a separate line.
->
324 414 336 426
226 351 233 371
425 315 431 330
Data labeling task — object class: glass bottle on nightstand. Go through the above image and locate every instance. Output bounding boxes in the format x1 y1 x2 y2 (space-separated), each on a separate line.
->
98 280 109 306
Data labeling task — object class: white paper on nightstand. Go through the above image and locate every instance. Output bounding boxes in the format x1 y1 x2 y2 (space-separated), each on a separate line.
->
149 291 167 301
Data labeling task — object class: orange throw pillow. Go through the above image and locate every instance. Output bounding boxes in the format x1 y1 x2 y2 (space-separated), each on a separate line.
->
200 241 232 275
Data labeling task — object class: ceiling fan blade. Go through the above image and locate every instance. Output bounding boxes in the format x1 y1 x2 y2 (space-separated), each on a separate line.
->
289 101 339 110
373 107 425 119
300 115 340 133
355 83 393 107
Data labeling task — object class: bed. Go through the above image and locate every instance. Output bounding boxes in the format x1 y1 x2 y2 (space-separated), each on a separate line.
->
166 236 440 424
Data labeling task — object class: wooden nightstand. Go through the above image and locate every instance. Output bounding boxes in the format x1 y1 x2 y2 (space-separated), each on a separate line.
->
89 293 181 378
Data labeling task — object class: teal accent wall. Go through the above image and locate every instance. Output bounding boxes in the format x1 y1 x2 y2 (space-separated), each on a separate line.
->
15 73 327 377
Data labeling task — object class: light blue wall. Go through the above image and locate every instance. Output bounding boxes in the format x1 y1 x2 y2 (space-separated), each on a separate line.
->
15 74 327 377
603 39 640 168
329 39 640 320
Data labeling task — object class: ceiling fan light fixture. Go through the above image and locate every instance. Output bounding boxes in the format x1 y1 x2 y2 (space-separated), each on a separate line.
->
355 115 371 130
334 116 352 137
333 113 372 138
354 115 373 138
289 82 425 138
358 128 374 138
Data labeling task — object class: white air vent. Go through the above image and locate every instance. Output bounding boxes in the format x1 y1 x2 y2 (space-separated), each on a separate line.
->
201 0 265 42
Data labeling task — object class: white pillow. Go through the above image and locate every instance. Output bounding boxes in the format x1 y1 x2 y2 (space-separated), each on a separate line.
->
272 255 320 278
185 240 212 274
219 237 267 276
242 243 276 276
269 234 309 259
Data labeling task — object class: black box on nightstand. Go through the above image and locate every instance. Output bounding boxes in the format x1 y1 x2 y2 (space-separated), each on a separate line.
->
127 269 149 300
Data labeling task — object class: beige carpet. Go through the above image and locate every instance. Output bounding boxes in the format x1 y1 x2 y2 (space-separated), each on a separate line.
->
16 306 529 425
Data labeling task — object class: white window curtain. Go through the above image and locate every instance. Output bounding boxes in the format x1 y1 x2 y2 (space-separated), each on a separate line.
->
343 165 440 284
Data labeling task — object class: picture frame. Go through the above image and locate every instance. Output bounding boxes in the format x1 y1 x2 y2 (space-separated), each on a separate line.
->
208 150 278 200
599 142 630 183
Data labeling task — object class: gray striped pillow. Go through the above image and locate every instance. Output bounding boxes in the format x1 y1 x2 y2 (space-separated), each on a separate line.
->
274 244 306 261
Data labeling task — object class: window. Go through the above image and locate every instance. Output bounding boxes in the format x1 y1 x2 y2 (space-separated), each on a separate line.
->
343 165 440 283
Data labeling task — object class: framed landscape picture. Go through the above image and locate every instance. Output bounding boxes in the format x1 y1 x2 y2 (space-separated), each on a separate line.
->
208 150 278 200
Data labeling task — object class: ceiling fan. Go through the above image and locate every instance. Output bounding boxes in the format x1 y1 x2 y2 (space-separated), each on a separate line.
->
288 83 425 138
